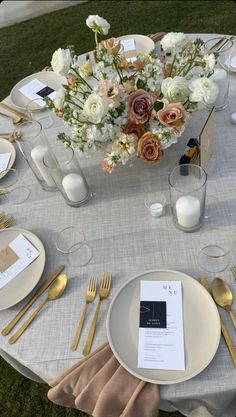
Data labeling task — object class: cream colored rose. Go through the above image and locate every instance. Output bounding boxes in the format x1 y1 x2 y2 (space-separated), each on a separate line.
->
51 48 72 76
83 93 109 123
161 76 189 102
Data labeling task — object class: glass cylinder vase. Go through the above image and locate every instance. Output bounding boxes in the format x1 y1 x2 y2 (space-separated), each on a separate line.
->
44 146 90 207
168 164 207 232
204 37 233 111
15 120 57 191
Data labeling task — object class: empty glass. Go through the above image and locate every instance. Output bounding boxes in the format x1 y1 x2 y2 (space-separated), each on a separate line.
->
26 98 53 129
198 227 232 273
55 225 93 267
0 168 30 205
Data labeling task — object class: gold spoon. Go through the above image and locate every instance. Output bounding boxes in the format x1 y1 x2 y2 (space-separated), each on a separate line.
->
8 274 68 344
0 111 24 125
212 277 236 328
0 130 22 142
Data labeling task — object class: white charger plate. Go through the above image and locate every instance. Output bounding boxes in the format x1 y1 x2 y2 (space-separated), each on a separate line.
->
0 138 16 179
107 269 221 385
10 71 66 111
0 228 46 310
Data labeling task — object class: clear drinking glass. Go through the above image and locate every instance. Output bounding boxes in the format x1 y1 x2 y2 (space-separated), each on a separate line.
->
204 37 233 111
168 164 207 232
26 98 54 129
0 168 30 204
44 146 90 207
55 225 93 267
15 120 57 192
198 227 232 273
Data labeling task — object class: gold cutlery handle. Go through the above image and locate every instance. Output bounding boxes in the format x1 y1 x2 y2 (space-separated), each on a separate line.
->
83 300 101 356
1 265 65 336
229 310 236 328
8 299 47 344
0 103 29 120
200 276 236 367
0 112 12 120
70 303 89 351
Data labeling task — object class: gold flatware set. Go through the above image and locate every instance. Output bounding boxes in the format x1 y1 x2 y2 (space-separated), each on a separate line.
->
0 215 14 229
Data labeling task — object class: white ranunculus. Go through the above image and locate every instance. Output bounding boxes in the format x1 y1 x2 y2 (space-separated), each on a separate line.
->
203 53 215 74
189 77 219 105
51 48 72 76
83 93 109 123
161 76 189 102
86 15 110 35
54 87 65 109
160 32 187 52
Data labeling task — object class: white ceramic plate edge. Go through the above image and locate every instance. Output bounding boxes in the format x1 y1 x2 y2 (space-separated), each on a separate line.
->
106 269 221 385
0 138 16 179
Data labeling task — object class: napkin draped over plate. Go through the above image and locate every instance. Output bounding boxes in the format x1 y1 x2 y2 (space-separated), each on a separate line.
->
48 342 160 417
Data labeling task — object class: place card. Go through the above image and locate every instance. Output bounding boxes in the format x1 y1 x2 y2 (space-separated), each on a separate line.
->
0 152 11 173
121 38 137 62
138 280 185 370
0 234 40 289
19 79 56 107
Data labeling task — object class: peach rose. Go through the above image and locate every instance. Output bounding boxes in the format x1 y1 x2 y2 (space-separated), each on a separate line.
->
128 89 155 124
123 120 145 139
101 159 115 173
157 102 186 129
100 37 121 56
137 132 163 164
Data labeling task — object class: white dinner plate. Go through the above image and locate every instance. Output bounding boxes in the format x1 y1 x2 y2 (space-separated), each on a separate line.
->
107 269 221 385
10 71 66 110
0 138 16 179
0 228 46 310
118 34 155 55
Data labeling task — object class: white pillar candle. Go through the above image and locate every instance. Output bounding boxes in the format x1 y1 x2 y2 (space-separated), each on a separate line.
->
176 195 200 228
62 173 87 202
210 68 228 107
31 145 56 187
149 202 164 217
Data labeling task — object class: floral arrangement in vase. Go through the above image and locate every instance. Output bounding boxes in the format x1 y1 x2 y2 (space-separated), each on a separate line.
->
47 15 218 173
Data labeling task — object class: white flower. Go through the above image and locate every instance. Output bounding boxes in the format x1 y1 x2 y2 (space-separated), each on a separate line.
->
114 133 136 159
161 76 189 102
54 87 65 109
160 32 187 52
189 77 219 105
83 93 109 123
202 54 215 74
51 48 72 76
86 15 110 35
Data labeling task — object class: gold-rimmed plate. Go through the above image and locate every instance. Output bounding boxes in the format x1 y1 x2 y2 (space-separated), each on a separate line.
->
0 228 46 310
107 269 221 385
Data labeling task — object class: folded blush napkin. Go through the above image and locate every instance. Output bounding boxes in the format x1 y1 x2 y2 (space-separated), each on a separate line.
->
48 342 160 417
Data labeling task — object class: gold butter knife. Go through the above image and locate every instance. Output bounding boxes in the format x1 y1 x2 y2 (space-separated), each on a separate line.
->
199 276 236 367
1 265 65 336
0 103 29 120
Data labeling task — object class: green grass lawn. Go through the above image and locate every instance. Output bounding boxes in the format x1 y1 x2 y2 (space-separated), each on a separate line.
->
0 1 235 416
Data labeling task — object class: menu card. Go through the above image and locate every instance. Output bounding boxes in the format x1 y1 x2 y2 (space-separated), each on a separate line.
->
0 234 40 289
0 153 11 173
138 280 185 370
19 79 56 107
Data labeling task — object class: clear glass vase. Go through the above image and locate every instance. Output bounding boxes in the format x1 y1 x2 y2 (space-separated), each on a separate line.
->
15 120 57 191
204 37 234 111
44 146 90 207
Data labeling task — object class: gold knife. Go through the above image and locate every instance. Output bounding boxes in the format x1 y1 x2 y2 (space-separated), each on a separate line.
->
1 265 65 336
0 103 30 120
199 276 236 367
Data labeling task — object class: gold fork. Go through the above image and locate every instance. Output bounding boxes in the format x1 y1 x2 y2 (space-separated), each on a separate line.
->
230 265 236 281
0 216 14 230
70 276 97 351
83 272 112 356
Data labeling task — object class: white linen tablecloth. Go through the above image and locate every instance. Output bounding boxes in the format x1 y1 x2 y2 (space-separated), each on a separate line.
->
0 34 235 417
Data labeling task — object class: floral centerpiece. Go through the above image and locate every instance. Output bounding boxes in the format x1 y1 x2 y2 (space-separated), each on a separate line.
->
47 15 218 173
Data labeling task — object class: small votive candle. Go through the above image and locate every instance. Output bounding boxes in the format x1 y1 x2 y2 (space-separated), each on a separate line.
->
176 195 200 228
62 173 88 203
149 202 164 217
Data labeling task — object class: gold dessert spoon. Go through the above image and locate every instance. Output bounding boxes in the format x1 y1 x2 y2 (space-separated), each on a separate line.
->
8 274 68 344
212 277 236 328
0 111 24 125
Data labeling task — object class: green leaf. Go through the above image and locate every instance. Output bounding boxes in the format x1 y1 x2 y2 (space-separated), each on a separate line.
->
154 101 164 111
136 79 145 89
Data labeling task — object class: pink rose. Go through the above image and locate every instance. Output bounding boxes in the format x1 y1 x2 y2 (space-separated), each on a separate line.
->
128 89 155 124
157 102 186 129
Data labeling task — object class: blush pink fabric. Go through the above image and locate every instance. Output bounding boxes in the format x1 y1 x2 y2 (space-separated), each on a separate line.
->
48 342 160 417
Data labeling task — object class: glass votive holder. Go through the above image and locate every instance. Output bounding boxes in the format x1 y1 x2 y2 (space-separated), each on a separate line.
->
204 37 233 111
198 227 232 273
144 195 166 217
168 164 207 232
14 120 57 192
44 146 90 207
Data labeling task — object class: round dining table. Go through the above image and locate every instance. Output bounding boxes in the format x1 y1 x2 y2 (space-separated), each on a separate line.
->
0 34 235 417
